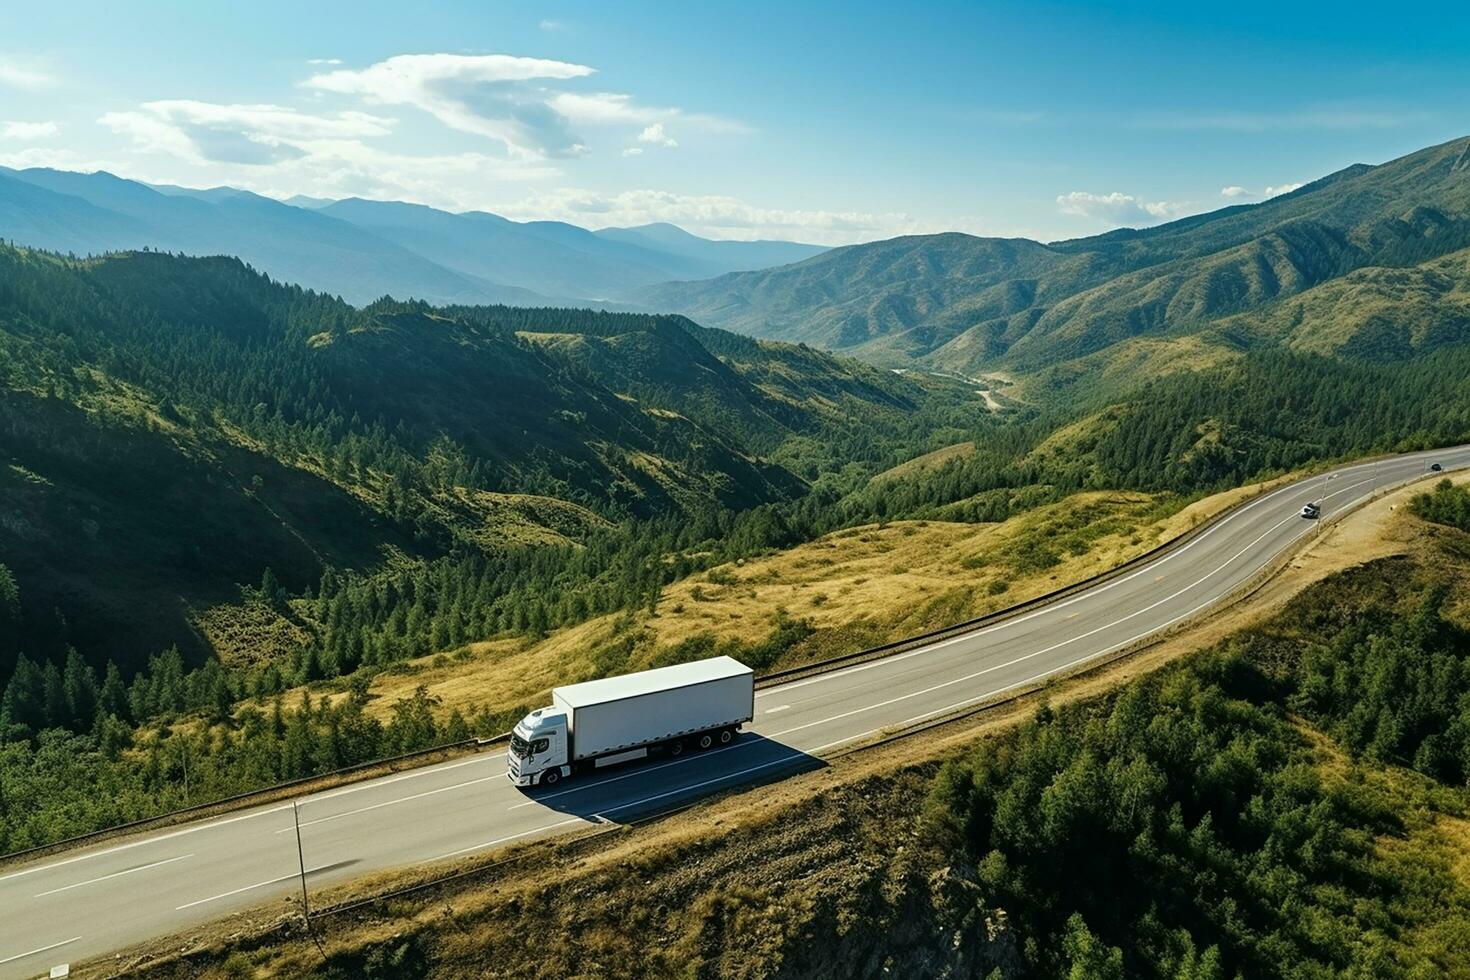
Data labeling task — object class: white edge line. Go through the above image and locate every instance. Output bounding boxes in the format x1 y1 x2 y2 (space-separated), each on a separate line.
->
0 935 81 965
279 774 503 833
174 863 337 911
424 816 588 864
0 753 506 884
33 852 194 898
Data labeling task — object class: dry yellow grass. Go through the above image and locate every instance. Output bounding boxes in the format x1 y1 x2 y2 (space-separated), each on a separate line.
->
331 475 1283 724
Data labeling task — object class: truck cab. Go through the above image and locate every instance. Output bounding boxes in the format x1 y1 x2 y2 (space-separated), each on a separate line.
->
508 707 569 787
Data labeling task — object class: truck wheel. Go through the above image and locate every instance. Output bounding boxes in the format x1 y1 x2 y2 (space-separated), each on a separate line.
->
541 768 561 787
696 732 715 750
669 740 685 757
718 728 734 745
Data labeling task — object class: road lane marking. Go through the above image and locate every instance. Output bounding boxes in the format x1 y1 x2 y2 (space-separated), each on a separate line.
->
424 816 588 864
279 775 502 832
506 740 758 809
768 481 1370 742
304 753 504 806
0 753 507 884
599 753 815 817
763 453 1444 698
764 704 791 714
764 464 1381 702
33 853 193 898
868 525 1327 737
0 937 81 965
0 807 297 885
174 864 338 910
765 467 1318 695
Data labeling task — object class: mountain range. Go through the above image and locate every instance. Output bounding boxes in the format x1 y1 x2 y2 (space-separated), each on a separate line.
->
6 132 1470 674
637 135 1470 398
0 167 826 307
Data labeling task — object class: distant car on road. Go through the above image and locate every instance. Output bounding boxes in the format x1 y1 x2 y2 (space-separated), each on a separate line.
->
1430 462 1443 472
1300 502 1320 519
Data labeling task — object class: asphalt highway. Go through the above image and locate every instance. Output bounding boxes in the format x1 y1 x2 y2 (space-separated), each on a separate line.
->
1 447 1465 977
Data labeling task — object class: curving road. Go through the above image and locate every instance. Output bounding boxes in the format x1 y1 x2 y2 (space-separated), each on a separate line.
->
0 447 1465 977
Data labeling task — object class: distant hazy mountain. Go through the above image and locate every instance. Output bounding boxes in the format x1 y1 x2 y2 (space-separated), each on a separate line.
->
0 167 826 306
318 199 826 299
0 167 546 306
594 222 826 277
320 198 681 300
634 135 1470 395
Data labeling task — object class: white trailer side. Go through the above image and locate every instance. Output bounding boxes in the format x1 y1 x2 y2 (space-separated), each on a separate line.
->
553 656 754 761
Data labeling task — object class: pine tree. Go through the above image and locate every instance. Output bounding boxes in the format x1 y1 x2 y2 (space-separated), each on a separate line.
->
99 661 130 722
62 648 98 728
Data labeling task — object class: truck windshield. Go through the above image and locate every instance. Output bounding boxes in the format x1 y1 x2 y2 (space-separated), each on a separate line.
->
510 734 531 757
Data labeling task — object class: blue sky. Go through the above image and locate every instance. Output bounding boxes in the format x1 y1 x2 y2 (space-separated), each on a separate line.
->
1 0 1466 243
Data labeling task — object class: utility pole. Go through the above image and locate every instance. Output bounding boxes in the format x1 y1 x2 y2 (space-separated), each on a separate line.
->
293 801 310 922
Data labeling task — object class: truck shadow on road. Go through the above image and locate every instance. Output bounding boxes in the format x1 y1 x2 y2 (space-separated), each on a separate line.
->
513 732 824 825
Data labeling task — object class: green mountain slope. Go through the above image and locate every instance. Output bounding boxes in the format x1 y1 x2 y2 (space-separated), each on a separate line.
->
636 136 1470 389
0 244 971 676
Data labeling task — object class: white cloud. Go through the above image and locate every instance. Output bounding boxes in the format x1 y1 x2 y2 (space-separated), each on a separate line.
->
1 120 61 140
1264 181 1304 197
1220 185 1250 198
0 145 106 171
637 123 677 148
307 58 342 65
305 53 595 158
0 59 53 91
494 187 982 245
242 140 562 204
102 100 395 165
1056 190 1196 228
539 19 565 31
621 147 644 157
548 91 746 134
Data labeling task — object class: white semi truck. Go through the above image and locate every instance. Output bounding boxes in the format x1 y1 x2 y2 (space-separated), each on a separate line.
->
508 655 755 787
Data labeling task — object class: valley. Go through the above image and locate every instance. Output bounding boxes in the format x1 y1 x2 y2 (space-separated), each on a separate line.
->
2 115 1470 978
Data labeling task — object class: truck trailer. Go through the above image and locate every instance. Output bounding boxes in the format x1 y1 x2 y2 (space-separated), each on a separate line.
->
508 655 755 787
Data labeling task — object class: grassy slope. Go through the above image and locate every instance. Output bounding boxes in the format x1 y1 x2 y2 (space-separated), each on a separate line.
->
1 246 973 675
299 480 1259 727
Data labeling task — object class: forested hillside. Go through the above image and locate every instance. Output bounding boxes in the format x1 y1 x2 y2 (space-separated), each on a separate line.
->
0 243 978 682
637 135 1470 400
